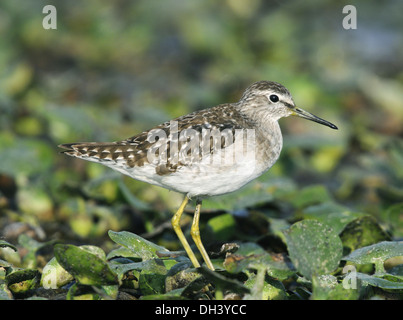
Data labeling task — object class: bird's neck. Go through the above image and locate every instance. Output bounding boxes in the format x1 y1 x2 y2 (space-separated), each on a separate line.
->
256 119 283 171
234 102 283 170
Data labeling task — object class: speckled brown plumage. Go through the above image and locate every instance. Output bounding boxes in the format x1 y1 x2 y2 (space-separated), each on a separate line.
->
59 102 258 174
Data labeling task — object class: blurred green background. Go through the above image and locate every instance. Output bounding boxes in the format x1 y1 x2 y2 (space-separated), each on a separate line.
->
0 0 402 252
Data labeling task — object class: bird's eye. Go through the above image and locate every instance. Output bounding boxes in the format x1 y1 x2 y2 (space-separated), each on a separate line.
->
269 94 279 103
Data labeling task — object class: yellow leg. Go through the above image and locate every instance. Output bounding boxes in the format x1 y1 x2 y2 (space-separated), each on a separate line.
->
171 196 200 268
190 199 215 271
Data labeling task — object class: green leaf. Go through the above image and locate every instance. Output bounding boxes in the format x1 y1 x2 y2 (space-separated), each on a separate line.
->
356 272 403 290
106 246 143 261
54 244 118 286
342 241 403 273
18 234 56 268
66 283 100 300
340 216 390 254
0 240 17 252
312 275 359 300
244 269 288 300
6 269 40 294
233 242 266 256
108 230 169 260
109 259 164 279
284 220 343 280
302 204 364 234
222 242 294 280
41 257 74 289
302 201 351 216
165 264 201 293
109 258 173 296
138 260 168 295
93 284 120 300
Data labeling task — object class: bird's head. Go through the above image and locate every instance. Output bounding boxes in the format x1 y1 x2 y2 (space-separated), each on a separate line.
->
239 81 338 129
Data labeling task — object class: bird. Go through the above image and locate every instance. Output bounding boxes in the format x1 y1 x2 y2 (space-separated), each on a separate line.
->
59 80 338 271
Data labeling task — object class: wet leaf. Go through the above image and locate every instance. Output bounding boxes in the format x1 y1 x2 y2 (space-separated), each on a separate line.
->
312 274 359 300
340 216 390 254
138 259 168 295
223 242 294 280
356 272 403 290
0 240 17 252
302 203 365 234
109 259 164 279
342 241 403 274
66 283 100 300
244 269 288 300
93 284 119 300
234 242 266 256
54 244 118 286
6 269 40 294
224 251 295 280
41 257 74 289
106 246 143 261
18 234 56 268
165 265 201 292
108 230 169 260
284 220 343 280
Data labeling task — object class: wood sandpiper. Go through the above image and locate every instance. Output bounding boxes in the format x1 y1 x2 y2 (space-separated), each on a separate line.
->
59 80 338 271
